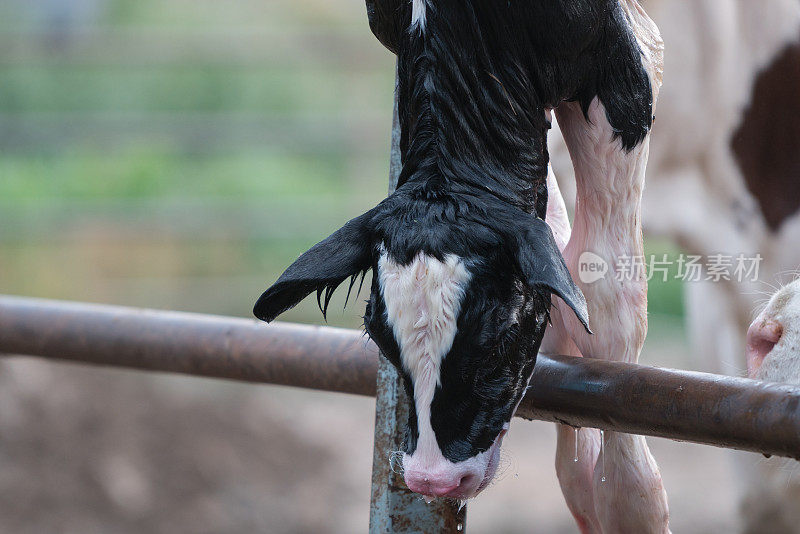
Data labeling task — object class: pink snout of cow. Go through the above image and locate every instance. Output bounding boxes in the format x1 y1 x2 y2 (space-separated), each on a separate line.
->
403 429 506 500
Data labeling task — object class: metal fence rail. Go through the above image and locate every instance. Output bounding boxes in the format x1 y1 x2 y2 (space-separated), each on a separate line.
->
2 294 800 462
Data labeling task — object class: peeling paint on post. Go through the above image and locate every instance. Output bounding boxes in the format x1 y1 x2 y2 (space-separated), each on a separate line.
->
368 75 466 533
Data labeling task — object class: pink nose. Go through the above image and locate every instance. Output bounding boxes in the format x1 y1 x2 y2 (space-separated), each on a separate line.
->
404 471 471 498
746 316 783 377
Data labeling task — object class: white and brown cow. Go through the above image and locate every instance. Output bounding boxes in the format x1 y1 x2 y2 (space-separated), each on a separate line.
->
743 278 800 534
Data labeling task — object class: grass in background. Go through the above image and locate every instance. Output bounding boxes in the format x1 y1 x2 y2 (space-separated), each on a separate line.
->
0 149 352 201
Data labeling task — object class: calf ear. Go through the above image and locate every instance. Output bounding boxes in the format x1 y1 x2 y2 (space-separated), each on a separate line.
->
253 209 376 323
365 0 404 53
513 216 591 333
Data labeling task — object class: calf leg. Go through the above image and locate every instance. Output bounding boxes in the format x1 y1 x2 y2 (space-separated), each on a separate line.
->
543 167 603 534
551 3 669 530
554 95 669 533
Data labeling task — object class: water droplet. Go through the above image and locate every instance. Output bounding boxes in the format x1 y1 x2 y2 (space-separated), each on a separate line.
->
458 500 467 513
600 429 606 483
423 495 434 504
457 524 463 531
574 427 579 463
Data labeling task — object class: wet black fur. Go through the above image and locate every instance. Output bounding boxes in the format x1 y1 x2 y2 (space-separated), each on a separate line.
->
256 0 652 462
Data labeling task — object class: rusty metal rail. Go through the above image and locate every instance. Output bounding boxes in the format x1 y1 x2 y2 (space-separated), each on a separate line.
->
1 294 800 461
0 295 379 395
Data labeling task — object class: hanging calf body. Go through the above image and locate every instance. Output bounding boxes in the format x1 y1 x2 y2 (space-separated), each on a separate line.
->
255 0 668 530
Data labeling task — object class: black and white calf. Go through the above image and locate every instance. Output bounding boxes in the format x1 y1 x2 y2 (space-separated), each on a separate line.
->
255 1 668 530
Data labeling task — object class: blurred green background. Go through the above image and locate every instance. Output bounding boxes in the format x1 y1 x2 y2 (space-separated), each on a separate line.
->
0 0 395 327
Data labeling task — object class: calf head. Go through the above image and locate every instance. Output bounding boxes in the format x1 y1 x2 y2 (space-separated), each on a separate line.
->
254 193 589 500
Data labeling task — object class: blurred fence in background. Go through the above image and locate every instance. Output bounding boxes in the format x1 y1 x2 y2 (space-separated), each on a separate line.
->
0 0 393 323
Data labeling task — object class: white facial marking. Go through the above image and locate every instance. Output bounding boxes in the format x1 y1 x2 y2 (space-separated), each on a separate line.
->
411 0 427 32
378 248 469 466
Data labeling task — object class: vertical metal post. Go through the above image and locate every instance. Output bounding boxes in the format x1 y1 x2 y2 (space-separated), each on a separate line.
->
368 72 467 533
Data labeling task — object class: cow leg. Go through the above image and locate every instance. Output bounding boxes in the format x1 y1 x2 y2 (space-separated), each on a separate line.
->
553 97 669 534
542 166 603 534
